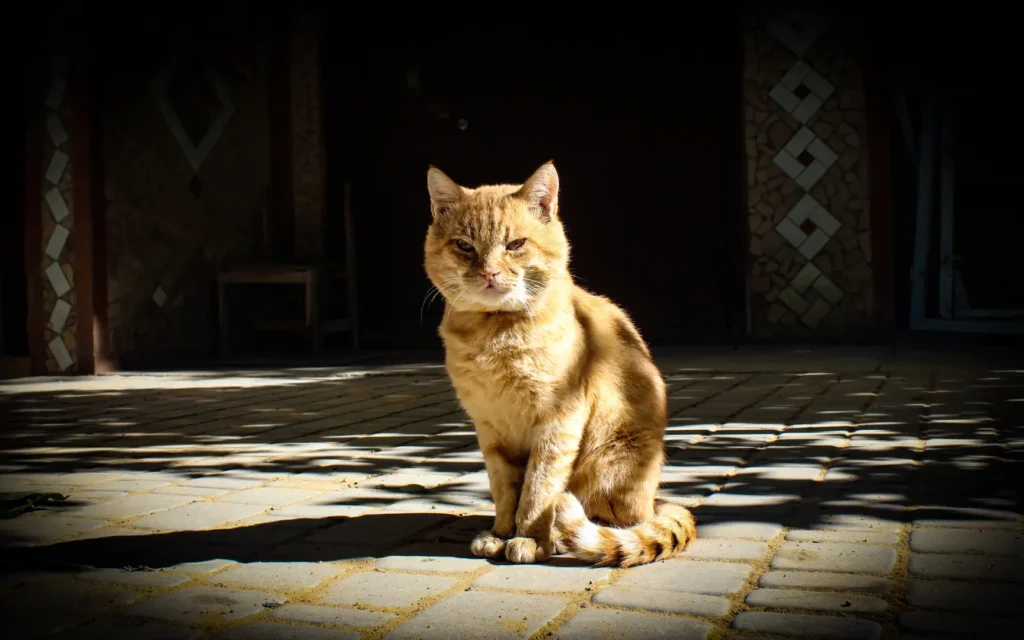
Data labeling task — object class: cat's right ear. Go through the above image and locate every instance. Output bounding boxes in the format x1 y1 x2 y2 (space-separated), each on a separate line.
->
427 166 462 220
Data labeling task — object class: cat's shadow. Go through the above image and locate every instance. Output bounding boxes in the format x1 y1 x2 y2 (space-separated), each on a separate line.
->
1 512 594 574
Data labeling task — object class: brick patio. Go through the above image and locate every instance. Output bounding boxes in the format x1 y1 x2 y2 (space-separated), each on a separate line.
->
1 347 1021 639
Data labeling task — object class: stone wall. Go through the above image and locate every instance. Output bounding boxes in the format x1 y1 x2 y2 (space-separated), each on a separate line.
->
40 54 77 374
744 9 875 340
103 40 271 365
290 10 325 261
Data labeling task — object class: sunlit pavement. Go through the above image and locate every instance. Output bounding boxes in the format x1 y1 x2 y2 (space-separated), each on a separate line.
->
1 347 1021 639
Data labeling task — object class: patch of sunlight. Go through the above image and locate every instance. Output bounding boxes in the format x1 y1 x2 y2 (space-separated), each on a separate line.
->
0 374 328 394
816 409 860 415
926 417 994 425
794 372 835 377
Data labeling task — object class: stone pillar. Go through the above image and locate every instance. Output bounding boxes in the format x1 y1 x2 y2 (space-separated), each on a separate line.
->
743 8 875 341
290 8 326 262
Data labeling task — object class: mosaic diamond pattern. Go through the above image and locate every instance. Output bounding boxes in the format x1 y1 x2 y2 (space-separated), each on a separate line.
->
47 335 74 371
776 194 841 260
769 60 834 124
153 59 235 172
45 224 70 260
773 127 838 191
768 9 830 57
46 149 68 185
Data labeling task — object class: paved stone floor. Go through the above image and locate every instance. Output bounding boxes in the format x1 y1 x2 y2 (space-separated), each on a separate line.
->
0 347 1021 639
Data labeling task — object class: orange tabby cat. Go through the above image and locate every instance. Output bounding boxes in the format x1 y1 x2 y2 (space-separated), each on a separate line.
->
423 161 696 567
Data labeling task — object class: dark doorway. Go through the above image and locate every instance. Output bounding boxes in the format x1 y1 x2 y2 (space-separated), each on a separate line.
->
3 33 31 374
325 20 746 349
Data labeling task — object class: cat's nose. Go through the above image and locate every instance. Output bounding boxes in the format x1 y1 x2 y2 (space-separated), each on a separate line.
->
479 271 500 286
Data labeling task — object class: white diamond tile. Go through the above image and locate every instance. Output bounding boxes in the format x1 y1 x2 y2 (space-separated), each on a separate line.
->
801 298 832 329
787 194 819 224
45 262 71 297
779 288 808 315
769 10 831 57
49 299 72 333
45 150 69 185
768 84 801 113
48 336 74 371
802 71 834 102
153 287 167 308
153 62 235 172
45 76 67 110
773 150 805 181
45 187 70 222
45 224 70 260
798 229 830 260
783 127 816 157
46 114 68 147
796 160 828 190
807 138 839 168
776 218 808 248
813 275 844 304
808 206 841 237
792 94 824 124
791 263 821 293
780 61 811 91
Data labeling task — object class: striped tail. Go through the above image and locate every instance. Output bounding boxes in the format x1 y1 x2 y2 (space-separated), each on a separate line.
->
553 492 697 568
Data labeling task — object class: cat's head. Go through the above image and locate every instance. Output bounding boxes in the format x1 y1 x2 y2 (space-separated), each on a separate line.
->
423 162 570 313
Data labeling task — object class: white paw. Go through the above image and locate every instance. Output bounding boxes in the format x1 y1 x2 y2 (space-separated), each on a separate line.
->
470 531 508 559
505 536 552 564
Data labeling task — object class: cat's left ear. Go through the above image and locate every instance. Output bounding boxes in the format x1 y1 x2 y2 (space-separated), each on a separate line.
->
517 161 559 223
427 166 463 220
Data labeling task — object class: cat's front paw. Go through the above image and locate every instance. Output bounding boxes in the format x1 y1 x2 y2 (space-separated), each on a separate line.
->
505 536 552 564
470 531 509 559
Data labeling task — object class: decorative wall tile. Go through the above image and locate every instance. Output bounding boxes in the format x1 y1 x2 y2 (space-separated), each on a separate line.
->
768 9 831 56
45 224 70 260
49 299 72 333
770 61 834 124
48 336 74 372
45 76 67 110
45 261 72 297
153 286 167 307
152 59 235 172
45 187 70 222
45 150 69 185
46 113 68 147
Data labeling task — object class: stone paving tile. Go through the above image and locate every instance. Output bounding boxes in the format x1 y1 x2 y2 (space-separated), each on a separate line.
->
785 528 899 544
899 610 1016 636
49 619 202 640
168 558 237 574
176 475 266 491
385 590 567 640
732 611 882 639
218 487 324 506
218 623 359 640
615 559 753 595
132 501 269 531
211 561 344 590
151 484 231 497
771 542 897 574
270 603 396 628
0 514 108 545
592 586 731 617
119 585 286 623
77 567 191 588
909 527 1024 556
376 543 488 572
758 570 891 594
7 578 138 614
678 538 768 561
307 513 448 548
269 497 372 519
745 587 888 613
694 521 783 540
323 571 458 608
10 609 89 640
909 552 1024 581
68 494 197 520
906 579 1022 614
555 608 713 639
87 478 176 492
473 563 612 591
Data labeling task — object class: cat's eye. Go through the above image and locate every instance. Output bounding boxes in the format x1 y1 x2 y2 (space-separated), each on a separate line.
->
454 239 474 253
506 238 527 251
